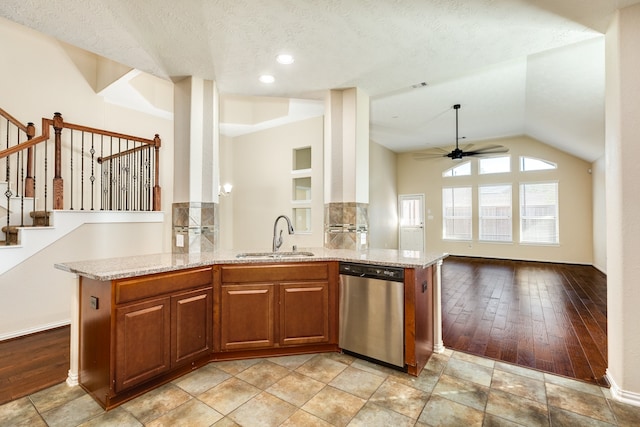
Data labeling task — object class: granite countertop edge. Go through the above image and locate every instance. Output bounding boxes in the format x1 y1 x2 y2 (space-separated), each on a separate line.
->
55 248 449 281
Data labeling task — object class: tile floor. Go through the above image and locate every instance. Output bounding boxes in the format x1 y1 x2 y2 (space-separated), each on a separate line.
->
2 350 640 427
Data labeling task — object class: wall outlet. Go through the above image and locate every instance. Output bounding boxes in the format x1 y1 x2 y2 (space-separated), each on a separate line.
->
90 296 99 310
176 234 184 247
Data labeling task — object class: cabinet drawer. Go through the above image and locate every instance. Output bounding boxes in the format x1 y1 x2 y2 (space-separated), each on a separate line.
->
115 267 212 304
221 263 328 283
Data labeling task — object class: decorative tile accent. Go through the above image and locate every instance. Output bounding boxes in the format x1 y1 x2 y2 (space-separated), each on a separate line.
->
323 202 369 250
172 202 219 253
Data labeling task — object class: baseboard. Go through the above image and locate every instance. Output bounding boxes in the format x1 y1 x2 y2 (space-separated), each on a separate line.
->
606 369 640 407
0 319 70 342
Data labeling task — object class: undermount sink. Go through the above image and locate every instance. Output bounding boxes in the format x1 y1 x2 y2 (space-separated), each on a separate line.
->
235 251 315 259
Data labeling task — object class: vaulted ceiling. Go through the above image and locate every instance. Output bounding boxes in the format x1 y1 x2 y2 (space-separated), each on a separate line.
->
2 0 639 162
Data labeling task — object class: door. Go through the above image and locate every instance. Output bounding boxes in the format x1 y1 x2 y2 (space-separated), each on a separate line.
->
399 194 425 252
220 283 275 350
279 282 329 346
171 287 212 367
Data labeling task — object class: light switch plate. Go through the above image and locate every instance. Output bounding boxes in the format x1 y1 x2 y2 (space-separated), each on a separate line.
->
176 234 184 247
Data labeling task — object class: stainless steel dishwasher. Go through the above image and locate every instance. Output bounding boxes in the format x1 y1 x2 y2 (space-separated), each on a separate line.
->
339 262 405 369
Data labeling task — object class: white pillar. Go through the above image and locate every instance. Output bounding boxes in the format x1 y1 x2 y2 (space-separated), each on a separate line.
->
323 88 370 250
605 3 640 406
433 259 445 353
66 276 79 386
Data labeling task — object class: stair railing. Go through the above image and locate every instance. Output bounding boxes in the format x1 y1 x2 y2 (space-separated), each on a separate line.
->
0 110 161 245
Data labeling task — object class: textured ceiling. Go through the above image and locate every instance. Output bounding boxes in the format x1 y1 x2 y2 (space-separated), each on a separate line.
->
1 0 638 161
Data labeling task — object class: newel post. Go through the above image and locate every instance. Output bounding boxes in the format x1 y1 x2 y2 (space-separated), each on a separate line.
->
153 134 161 211
24 122 35 198
53 112 64 210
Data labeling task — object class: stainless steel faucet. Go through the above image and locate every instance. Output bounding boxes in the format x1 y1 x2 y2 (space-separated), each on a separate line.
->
272 215 295 252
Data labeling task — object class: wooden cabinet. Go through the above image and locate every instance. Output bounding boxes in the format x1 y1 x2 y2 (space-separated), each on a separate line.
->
280 282 329 346
80 267 213 409
115 297 171 392
78 260 348 410
221 284 275 350
218 262 337 352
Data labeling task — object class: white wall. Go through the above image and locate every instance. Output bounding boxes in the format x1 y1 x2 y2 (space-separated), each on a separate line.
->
229 116 324 250
592 155 607 273
0 17 174 338
397 135 594 264
368 141 398 249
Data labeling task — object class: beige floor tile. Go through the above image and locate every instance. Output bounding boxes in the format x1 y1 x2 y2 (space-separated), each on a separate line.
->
266 372 325 407
0 396 47 427
267 353 316 370
349 358 397 378
212 417 240 426
280 409 334 426
328 366 385 399
39 394 104 427
295 354 348 383
212 358 261 376
390 367 440 394
348 401 415 426
481 413 528 426
29 383 87 413
545 382 616 424
444 357 494 387
77 407 142 427
121 383 192 424
485 389 549 426
302 386 366 426
235 360 291 389
452 351 496 369
146 398 223 427
369 377 430 419
609 398 640 426
418 394 484 427
228 391 297 427
172 364 231 395
491 369 546 404
494 361 545 382
198 377 261 415
543 372 604 397
432 373 489 412
424 352 451 375
548 406 616 427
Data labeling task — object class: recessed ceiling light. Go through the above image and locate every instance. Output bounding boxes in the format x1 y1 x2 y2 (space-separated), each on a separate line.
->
276 54 294 65
259 75 275 84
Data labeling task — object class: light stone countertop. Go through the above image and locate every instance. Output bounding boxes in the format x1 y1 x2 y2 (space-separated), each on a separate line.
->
55 248 449 281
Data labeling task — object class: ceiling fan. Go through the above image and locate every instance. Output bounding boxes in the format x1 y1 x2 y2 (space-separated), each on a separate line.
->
412 104 508 161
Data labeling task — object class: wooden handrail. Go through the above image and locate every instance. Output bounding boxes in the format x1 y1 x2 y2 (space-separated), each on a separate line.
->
0 117 51 160
1 111 162 213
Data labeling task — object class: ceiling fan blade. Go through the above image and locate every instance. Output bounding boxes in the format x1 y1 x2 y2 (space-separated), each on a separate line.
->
468 144 508 153
412 151 449 160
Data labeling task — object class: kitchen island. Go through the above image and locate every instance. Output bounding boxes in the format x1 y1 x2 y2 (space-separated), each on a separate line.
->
56 248 447 410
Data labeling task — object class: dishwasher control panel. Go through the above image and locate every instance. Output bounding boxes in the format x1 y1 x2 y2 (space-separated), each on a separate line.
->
339 262 404 282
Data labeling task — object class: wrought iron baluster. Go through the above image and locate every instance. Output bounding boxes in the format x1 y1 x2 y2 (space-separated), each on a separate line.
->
70 129 74 210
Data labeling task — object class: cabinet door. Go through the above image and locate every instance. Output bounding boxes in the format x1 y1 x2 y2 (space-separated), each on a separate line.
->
115 297 171 392
279 281 329 346
221 284 275 350
172 287 212 367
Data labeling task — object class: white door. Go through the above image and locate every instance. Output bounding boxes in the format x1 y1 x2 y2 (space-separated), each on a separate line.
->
399 194 425 252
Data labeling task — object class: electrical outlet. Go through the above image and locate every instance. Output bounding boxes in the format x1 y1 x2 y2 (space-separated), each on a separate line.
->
176 234 184 247
90 296 99 310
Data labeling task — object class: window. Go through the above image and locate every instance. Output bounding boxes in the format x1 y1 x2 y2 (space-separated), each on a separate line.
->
442 187 472 240
479 185 512 242
520 156 556 172
479 156 510 174
520 182 558 244
292 177 311 201
443 161 471 177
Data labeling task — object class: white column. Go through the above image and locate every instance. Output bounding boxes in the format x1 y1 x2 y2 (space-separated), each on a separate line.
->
66 276 79 386
432 259 445 353
605 3 640 406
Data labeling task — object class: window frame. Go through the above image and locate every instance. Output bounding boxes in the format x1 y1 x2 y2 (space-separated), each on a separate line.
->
478 184 513 243
519 181 559 245
442 186 473 241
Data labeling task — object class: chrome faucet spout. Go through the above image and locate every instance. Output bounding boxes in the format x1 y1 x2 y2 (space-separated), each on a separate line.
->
273 215 295 252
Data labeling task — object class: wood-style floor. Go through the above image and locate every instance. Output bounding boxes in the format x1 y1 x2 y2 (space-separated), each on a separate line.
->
0 256 608 406
0 326 70 406
441 256 608 386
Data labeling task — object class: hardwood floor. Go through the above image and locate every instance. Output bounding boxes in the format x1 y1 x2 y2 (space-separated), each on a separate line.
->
0 326 70 406
441 256 608 386
0 256 608 405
